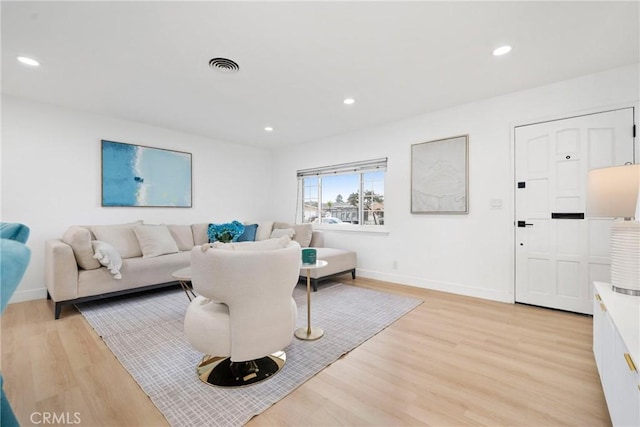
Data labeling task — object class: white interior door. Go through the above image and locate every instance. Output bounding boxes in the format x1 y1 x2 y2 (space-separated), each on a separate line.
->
515 109 635 314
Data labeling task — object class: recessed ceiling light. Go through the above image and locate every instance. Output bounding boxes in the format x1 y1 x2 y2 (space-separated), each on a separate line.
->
264 126 274 132
17 56 40 67
492 46 512 56
343 98 355 105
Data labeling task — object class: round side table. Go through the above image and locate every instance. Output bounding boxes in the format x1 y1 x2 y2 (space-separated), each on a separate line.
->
172 267 196 301
295 260 328 341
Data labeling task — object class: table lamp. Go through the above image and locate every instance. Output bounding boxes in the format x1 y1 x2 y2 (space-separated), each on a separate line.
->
587 163 640 296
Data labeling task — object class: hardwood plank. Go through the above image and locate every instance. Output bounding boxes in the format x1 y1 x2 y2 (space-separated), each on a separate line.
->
1 278 610 426
2 300 168 427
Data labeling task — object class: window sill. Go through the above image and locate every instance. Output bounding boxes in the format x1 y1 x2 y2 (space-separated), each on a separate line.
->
312 224 389 235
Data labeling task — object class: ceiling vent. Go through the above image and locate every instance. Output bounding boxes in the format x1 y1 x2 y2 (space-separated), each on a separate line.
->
209 58 239 74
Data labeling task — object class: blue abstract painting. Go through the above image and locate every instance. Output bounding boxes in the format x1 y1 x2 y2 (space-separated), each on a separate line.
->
101 140 192 207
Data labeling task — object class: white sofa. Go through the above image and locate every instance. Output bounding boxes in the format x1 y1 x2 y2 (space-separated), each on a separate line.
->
45 221 356 319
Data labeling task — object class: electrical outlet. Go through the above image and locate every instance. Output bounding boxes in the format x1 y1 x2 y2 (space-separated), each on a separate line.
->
392 260 398 270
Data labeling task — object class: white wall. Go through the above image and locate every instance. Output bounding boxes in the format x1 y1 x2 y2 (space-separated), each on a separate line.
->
1 95 273 302
271 64 640 303
3 64 638 306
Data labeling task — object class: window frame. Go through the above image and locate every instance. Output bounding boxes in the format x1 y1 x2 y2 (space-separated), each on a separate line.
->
297 158 387 230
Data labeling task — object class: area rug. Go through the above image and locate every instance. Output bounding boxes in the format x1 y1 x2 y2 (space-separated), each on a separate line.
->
77 282 422 427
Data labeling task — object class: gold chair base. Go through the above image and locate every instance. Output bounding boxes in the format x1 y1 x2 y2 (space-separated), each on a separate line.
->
196 351 286 387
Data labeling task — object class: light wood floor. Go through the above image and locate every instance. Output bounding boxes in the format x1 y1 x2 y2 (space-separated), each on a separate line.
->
1 277 610 427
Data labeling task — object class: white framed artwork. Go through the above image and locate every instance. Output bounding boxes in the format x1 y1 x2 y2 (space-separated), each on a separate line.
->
411 135 468 214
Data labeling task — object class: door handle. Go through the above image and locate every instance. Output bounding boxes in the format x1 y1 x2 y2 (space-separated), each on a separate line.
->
517 221 533 228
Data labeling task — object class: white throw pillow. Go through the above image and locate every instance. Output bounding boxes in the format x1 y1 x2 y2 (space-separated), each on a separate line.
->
207 236 292 251
133 225 180 258
91 240 123 279
62 226 101 270
167 224 195 251
294 224 313 248
270 228 295 239
91 221 143 259
255 221 274 241
191 223 209 246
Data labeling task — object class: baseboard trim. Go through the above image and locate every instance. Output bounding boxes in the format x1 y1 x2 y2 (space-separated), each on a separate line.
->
9 287 48 304
8 272 513 306
357 269 513 303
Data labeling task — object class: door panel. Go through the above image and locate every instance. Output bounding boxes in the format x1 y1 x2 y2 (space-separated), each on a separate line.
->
528 258 550 293
557 261 579 297
589 129 617 169
527 136 550 174
515 108 634 314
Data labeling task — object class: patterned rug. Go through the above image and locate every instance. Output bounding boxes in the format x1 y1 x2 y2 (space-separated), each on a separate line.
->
77 282 422 426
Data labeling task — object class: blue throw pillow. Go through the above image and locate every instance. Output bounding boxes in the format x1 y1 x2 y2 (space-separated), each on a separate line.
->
237 224 258 242
208 221 245 243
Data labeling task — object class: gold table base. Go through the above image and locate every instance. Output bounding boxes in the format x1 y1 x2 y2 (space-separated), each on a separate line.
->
294 326 324 341
295 260 327 341
178 279 196 301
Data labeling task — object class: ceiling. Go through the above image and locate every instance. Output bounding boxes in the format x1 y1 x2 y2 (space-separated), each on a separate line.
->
2 1 638 148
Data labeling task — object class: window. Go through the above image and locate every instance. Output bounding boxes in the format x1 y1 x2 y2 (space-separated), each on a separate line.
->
297 158 387 226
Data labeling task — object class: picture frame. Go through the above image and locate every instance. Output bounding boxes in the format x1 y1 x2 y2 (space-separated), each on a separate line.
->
101 140 192 207
411 135 468 214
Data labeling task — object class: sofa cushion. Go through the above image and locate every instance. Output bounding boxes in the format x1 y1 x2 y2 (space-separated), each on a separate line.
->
237 223 258 242
62 226 101 270
274 222 313 248
133 225 180 258
255 221 274 241
91 221 143 259
292 223 313 248
191 223 209 246
309 230 324 248
77 251 191 298
273 222 290 230
302 247 357 279
1 222 30 243
271 228 295 239
167 224 194 251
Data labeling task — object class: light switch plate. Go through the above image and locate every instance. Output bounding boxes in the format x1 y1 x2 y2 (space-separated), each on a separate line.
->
490 199 503 209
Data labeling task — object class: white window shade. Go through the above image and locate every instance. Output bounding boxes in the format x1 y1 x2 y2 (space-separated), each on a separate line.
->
297 158 387 178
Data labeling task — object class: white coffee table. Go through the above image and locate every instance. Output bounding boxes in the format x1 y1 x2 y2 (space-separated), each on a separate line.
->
295 260 328 341
172 267 196 301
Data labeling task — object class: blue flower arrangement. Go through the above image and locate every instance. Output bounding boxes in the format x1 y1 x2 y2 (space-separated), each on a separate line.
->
208 221 245 243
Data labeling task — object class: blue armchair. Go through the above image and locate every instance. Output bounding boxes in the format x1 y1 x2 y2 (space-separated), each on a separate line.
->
1 222 31 427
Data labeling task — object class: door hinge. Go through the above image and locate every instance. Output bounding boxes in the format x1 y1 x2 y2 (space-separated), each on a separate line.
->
633 124 636 138
517 182 526 189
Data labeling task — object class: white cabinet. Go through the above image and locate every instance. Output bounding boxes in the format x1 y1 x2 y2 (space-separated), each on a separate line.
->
613 330 640 427
593 282 640 427
593 293 604 372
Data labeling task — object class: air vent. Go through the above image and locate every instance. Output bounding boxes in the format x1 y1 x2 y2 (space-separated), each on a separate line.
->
209 58 239 73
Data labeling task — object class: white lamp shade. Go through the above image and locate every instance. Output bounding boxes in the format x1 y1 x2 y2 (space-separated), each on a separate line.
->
587 164 640 295
587 164 640 219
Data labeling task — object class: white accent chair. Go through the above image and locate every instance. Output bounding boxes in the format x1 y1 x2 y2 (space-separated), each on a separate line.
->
184 238 300 386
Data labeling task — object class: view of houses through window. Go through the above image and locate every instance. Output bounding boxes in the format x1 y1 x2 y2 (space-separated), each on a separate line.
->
301 169 385 226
